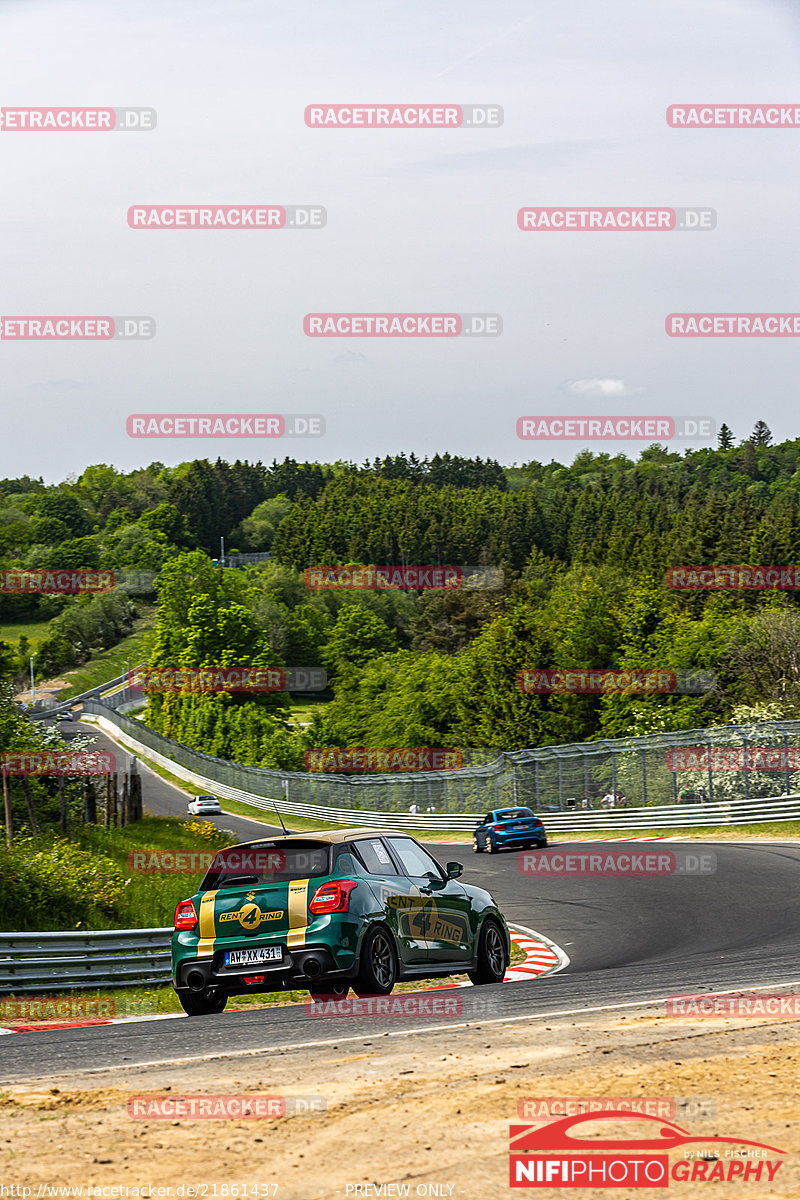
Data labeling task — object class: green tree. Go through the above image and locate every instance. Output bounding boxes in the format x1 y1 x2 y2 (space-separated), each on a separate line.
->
321 605 397 681
751 421 772 448
237 495 292 551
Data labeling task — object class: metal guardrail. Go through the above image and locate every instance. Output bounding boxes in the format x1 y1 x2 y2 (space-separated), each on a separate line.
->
82 707 800 832
83 699 800 815
0 928 172 993
26 665 146 720
536 795 800 829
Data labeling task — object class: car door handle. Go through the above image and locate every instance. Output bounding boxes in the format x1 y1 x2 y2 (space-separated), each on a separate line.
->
419 887 433 895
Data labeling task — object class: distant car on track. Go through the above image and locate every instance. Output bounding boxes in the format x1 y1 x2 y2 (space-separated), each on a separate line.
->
56 711 73 723
187 794 222 816
171 827 510 1015
473 807 547 854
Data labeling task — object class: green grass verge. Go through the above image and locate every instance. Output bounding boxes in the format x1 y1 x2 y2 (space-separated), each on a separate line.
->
287 697 329 726
0 618 51 648
60 614 155 698
80 815 235 929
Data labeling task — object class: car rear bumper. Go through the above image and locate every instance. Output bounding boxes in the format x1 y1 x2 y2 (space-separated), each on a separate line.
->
494 831 546 846
174 943 359 995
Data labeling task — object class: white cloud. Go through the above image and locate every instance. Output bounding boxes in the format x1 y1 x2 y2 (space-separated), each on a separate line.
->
564 378 642 397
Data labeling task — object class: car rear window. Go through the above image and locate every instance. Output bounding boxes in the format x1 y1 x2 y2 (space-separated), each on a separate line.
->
498 808 535 820
199 840 331 890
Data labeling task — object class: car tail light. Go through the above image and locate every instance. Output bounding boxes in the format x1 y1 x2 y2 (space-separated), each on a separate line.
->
309 879 358 914
174 898 198 931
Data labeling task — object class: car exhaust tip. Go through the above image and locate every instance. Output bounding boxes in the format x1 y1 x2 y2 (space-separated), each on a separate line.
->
186 968 207 992
304 957 323 979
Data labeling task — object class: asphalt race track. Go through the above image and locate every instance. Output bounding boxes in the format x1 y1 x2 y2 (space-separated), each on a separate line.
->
55 714 284 841
2 829 799 1083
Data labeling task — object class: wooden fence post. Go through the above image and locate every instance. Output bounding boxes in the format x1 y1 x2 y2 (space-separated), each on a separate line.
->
85 777 97 824
2 769 12 847
20 776 39 834
58 774 67 835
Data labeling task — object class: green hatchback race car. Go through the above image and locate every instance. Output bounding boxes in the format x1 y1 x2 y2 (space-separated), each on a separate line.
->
172 827 510 1015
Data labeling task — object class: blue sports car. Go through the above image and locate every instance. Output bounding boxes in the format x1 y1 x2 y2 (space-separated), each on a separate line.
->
473 807 548 854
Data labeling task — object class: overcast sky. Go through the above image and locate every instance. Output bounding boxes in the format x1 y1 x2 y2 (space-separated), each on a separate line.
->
1 0 799 481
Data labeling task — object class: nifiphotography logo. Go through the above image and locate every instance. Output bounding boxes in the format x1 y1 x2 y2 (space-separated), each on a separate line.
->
508 1111 785 1187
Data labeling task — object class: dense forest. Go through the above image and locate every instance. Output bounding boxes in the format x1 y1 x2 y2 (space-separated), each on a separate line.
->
3 426 800 768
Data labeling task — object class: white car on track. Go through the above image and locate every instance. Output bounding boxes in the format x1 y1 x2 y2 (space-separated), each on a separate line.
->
187 794 222 816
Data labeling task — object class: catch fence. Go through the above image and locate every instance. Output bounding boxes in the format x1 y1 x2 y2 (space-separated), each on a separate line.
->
82 700 800 822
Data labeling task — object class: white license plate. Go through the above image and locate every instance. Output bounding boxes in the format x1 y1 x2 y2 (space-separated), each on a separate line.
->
224 946 283 967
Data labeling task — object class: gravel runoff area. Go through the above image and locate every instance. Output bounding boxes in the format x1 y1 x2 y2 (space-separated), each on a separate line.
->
1 998 798 1198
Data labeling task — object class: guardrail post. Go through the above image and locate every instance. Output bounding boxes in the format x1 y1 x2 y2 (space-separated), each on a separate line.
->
640 749 648 806
58 774 66 835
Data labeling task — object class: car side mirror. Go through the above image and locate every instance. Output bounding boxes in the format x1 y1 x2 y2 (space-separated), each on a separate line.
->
446 862 463 878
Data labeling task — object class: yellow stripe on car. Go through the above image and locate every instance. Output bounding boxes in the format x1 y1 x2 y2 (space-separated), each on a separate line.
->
287 878 310 947
196 889 219 958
